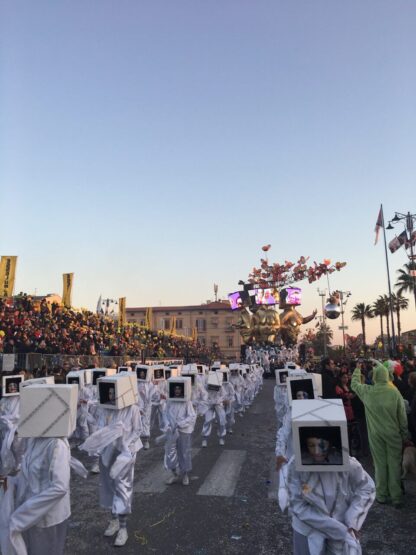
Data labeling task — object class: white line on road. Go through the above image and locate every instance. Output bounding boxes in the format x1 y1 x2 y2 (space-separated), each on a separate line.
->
197 450 246 497
134 448 200 494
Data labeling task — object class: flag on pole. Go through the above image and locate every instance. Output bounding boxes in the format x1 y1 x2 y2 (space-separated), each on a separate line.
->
374 206 383 245
0 256 18 298
388 230 408 254
62 273 74 308
145 307 153 329
118 297 126 329
96 295 103 314
170 316 176 335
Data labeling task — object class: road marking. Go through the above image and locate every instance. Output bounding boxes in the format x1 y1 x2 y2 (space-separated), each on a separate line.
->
134 448 200 494
197 450 246 497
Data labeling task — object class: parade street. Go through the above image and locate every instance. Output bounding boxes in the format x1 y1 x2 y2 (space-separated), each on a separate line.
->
67 379 416 555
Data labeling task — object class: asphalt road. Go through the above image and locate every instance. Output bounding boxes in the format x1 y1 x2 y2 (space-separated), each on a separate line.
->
67 379 416 555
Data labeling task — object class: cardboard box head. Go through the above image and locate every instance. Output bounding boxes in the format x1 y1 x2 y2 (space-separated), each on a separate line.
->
167 377 192 401
291 399 349 472
221 369 230 383
287 375 318 405
152 366 166 382
207 371 223 391
135 365 151 382
2 374 24 397
196 364 207 375
66 370 85 389
18 384 78 438
276 369 289 385
92 368 116 385
169 364 182 375
117 366 131 374
20 376 55 389
182 364 198 375
97 374 138 409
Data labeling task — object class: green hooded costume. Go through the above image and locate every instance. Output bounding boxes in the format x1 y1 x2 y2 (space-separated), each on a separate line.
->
351 363 407 505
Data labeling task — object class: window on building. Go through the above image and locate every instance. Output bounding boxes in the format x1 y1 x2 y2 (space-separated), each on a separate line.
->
161 318 171 330
227 336 234 348
211 318 218 328
196 319 206 332
140 319 146 327
176 319 183 330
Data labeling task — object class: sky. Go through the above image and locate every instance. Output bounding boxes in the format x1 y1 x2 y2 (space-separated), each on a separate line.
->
1 1 415 345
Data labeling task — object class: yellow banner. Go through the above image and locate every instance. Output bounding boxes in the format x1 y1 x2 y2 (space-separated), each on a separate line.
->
62 273 74 308
170 316 176 335
119 297 126 329
0 256 18 298
145 307 153 330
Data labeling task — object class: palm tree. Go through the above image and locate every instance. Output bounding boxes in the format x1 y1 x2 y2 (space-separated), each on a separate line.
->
351 303 374 349
372 296 387 353
390 293 409 342
395 262 416 308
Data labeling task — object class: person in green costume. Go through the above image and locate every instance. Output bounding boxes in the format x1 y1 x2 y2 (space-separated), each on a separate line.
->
351 360 408 507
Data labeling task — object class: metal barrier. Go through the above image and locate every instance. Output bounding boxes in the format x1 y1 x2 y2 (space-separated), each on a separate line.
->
12 353 128 373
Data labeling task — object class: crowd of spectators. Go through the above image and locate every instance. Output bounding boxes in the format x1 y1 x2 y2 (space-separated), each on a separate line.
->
0 293 220 362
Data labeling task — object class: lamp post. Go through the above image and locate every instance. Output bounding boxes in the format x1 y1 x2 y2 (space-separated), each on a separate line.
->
337 290 351 355
317 289 328 357
386 211 416 309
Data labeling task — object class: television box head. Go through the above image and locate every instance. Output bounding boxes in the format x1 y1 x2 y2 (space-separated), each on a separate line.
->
135 365 151 382
20 376 55 389
117 366 131 374
83 369 92 385
279 287 302 308
152 366 165 382
98 374 138 410
167 377 192 402
291 399 349 472
66 370 85 389
169 364 182 376
164 367 179 380
276 368 289 386
196 364 207 375
207 371 223 391
239 365 248 376
92 368 116 385
287 375 318 405
221 369 230 383
311 373 323 397
2 374 24 397
181 364 198 386
18 384 78 438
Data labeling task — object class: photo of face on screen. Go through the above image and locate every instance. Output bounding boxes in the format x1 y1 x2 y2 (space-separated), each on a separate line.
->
299 426 343 465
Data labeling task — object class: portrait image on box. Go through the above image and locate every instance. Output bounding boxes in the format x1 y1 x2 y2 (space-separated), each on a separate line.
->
97 374 138 410
153 368 165 380
2 375 24 396
170 382 185 399
136 366 150 381
92 370 106 385
167 377 191 401
276 369 289 385
299 426 343 466
18 384 78 438
288 377 316 402
165 369 172 380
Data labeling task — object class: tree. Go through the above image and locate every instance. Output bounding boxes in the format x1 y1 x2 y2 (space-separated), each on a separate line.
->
390 293 409 342
351 303 373 349
372 296 388 353
312 323 333 356
395 262 416 308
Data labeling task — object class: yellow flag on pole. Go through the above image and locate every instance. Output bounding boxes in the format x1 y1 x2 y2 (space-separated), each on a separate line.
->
170 316 176 335
62 273 74 308
119 297 126 329
0 256 18 298
145 307 153 329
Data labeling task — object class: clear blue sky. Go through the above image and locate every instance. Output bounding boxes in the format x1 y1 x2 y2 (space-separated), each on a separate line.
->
1 1 415 343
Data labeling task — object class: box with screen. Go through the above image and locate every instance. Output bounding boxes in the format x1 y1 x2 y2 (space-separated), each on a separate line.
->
169 364 182 376
152 366 165 381
276 369 289 386
228 291 244 310
287 376 317 404
279 287 302 308
92 368 116 385
117 366 131 374
254 288 278 306
207 371 223 391
196 364 207 375
18 384 78 438
221 369 230 383
98 374 138 410
2 374 24 397
292 399 349 472
20 376 55 389
168 377 191 401
182 364 198 375
66 370 85 389
135 365 151 382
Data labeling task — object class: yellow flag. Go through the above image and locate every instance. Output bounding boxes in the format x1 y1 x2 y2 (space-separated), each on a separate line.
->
119 297 126 329
145 307 153 330
62 273 74 308
170 316 176 335
191 327 197 341
0 256 18 298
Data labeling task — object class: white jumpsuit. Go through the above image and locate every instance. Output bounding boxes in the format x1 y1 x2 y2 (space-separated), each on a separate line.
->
163 400 196 474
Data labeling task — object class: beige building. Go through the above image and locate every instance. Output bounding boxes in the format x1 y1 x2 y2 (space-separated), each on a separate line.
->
126 301 243 361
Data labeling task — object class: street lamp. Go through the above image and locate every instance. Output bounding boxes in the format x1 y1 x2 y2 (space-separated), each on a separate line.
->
317 289 328 357
338 290 351 355
386 211 416 309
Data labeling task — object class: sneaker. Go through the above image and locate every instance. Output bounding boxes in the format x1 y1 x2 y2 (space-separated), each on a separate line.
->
114 528 128 546
219 438 225 446
143 440 150 450
91 462 100 474
228 429 233 434
182 473 189 486
104 519 120 537
166 471 180 485
202 439 207 448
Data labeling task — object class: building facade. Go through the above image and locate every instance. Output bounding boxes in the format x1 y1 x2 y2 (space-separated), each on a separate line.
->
126 301 243 361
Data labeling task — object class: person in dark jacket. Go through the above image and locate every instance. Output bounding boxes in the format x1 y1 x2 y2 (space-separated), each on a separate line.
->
321 358 338 398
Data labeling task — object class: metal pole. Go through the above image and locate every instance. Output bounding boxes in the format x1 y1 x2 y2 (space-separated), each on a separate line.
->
381 205 397 357
406 212 416 309
318 289 328 357
340 291 346 355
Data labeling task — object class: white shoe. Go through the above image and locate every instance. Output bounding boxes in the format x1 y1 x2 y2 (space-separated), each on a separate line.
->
114 528 128 547
104 519 119 537
166 471 180 485
219 438 225 446
202 439 207 448
228 429 233 434
143 440 150 450
182 473 189 486
91 462 100 474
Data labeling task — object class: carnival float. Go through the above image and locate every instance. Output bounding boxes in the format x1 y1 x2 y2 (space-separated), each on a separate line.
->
228 246 347 348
